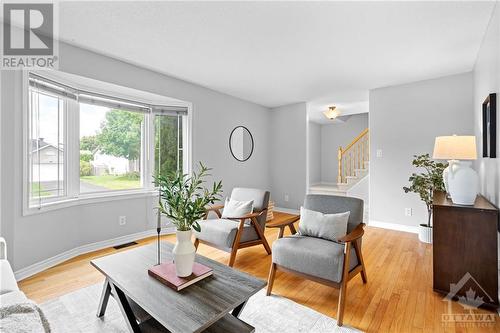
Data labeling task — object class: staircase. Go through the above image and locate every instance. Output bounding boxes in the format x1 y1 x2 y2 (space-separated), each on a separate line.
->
309 160 369 196
309 128 369 196
309 128 370 220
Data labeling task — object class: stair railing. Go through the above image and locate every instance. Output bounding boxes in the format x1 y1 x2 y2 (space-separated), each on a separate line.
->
337 128 369 184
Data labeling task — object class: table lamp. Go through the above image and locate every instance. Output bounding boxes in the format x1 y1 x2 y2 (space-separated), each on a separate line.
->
433 135 478 205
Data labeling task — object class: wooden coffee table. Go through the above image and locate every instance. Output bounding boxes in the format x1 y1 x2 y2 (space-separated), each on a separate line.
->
91 242 266 333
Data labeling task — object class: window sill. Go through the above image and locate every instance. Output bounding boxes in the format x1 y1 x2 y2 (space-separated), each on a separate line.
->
23 189 159 216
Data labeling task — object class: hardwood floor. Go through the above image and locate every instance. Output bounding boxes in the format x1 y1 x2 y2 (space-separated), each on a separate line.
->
19 212 499 332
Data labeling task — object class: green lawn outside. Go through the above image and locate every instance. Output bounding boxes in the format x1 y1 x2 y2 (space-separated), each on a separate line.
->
80 175 141 190
32 183 51 197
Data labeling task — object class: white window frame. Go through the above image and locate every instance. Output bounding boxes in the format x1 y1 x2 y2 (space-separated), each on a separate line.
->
22 71 193 216
27 87 70 204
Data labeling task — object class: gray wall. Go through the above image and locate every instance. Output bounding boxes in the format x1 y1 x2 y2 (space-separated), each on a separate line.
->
269 103 307 209
474 3 500 206
1 42 271 271
321 113 369 184
473 2 500 256
307 121 322 185
370 72 473 227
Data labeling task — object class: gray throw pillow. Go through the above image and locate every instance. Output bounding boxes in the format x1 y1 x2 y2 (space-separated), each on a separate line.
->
298 206 350 241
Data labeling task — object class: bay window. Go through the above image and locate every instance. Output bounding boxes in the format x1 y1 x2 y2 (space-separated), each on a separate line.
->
26 72 189 211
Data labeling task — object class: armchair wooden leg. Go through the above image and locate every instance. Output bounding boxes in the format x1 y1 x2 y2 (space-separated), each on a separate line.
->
251 217 271 255
266 263 277 296
228 247 238 267
337 280 348 327
229 220 245 267
360 267 368 284
194 238 199 251
353 240 367 284
261 237 271 255
337 242 351 327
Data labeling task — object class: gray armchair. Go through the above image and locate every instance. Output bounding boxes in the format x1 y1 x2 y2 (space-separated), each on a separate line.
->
193 188 271 267
266 194 367 327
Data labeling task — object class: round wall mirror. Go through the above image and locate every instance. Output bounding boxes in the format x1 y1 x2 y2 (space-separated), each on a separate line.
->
229 126 254 162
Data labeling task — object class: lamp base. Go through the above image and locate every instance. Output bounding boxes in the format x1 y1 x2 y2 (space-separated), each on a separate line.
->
448 161 478 205
442 160 459 194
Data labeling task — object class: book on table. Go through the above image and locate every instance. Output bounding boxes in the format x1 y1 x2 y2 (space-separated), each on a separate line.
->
148 262 213 291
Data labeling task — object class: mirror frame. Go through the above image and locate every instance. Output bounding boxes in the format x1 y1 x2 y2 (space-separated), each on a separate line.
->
229 126 254 162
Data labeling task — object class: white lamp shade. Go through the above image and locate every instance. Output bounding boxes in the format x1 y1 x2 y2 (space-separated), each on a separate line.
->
432 135 477 160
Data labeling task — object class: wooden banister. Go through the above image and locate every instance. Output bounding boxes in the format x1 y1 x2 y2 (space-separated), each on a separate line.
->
337 128 369 184
343 128 369 153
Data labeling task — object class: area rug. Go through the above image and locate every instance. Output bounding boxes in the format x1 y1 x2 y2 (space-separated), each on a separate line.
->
40 283 362 333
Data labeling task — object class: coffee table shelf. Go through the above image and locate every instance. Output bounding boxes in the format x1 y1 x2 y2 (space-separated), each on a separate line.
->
139 313 255 333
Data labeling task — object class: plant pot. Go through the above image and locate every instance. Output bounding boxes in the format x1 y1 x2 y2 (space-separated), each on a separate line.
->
172 229 196 277
418 224 432 244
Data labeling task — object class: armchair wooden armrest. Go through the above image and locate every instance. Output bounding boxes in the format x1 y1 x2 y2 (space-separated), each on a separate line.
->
206 204 224 212
204 204 224 219
224 209 267 221
337 223 365 243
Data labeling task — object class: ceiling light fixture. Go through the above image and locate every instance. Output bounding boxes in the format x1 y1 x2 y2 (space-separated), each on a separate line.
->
323 106 340 120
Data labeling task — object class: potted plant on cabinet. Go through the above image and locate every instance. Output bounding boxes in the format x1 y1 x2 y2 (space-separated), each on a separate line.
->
403 154 447 244
156 162 223 277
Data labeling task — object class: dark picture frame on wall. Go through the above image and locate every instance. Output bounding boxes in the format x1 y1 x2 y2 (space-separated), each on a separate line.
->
482 93 497 158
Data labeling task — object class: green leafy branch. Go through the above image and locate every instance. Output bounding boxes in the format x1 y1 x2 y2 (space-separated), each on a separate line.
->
155 162 223 232
403 154 448 227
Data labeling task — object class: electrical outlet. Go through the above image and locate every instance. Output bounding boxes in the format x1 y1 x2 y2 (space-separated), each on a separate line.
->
404 208 412 217
119 216 127 225
284 194 289 202
376 149 383 158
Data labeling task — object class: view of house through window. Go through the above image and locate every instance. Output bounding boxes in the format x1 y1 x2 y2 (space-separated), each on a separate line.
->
29 90 65 203
79 103 143 193
27 73 189 209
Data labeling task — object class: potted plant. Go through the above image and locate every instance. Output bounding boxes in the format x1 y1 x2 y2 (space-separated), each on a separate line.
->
403 154 447 244
156 163 223 277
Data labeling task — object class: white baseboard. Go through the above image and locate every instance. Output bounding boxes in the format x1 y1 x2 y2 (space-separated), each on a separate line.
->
274 207 300 215
368 220 419 234
310 182 337 186
14 227 176 281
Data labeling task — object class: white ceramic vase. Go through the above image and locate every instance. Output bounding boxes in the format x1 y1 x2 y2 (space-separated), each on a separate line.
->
172 229 196 277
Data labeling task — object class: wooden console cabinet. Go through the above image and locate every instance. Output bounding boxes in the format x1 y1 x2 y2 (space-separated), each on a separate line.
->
432 191 499 308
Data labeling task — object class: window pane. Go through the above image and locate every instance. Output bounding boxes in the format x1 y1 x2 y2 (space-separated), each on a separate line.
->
154 115 182 181
29 90 65 204
79 103 143 193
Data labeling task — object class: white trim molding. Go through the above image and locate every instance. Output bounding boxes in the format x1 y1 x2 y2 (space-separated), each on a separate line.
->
368 220 419 234
14 227 176 281
23 190 159 216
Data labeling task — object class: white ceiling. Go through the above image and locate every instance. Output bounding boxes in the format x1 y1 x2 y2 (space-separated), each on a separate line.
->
58 1 494 109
